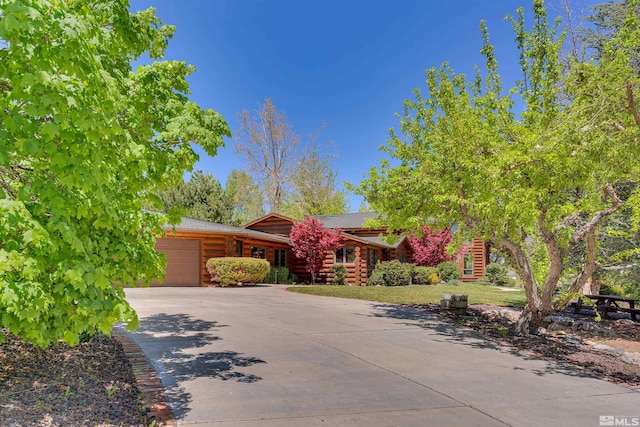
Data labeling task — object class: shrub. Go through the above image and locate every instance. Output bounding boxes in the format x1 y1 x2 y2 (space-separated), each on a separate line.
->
368 260 411 286
485 263 509 286
412 266 439 285
437 261 460 283
206 257 270 287
264 266 295 284
331 264 348 285
599 282 625 296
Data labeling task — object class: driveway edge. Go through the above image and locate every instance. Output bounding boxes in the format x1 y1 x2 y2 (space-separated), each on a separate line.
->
111 328 175 426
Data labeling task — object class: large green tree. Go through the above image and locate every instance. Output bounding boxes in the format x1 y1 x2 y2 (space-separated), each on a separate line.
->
225 169 265 225
281 147 349 219
357 0 640 334
576 0 640 295
0 0 229 346
157 170 236 225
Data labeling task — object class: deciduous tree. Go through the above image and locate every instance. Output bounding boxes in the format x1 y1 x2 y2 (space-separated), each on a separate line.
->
357 0 640 334
407 227 457 267
289 215 342 284
225 169 265 224
234 98 302 213
281 146 349 219
0 0 229 346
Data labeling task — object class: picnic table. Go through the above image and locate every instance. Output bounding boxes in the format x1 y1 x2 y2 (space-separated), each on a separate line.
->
573 294 639 321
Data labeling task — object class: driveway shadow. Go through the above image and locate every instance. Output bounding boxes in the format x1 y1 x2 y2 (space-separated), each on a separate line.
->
369 304 506 347
369 303 601 382
130 313 265 420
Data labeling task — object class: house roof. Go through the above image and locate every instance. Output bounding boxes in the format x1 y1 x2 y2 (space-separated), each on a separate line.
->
357 235 406 249
313 212 381 229
243 213 296 228
165 216 290 244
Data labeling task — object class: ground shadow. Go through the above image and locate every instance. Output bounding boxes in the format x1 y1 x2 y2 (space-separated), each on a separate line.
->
369 303 603 382
369 304 510 351
129 313 266 420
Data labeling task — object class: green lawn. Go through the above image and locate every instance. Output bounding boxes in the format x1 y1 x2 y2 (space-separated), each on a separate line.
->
287 284 527 307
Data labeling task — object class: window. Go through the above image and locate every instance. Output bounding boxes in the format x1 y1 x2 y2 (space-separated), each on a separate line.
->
463 253 473 276
236 240 244 257
251 245 266 259
367 248 378 266
274 249 287 267
335 246 356 264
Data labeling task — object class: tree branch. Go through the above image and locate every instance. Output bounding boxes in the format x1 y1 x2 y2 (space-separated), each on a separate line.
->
554 227 598 310
538 206 563 306
626 83 640 129
494 235 542 312
552 212 579 234
565 183 623 253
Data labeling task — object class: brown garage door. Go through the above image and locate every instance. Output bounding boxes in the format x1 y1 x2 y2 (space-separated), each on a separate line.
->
154 238 201 286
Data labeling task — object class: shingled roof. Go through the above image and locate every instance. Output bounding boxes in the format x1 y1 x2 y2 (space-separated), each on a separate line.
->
312 212 380 229
165 216 290 244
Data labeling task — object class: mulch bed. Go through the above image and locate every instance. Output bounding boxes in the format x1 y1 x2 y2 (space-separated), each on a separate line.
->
0 330 151 427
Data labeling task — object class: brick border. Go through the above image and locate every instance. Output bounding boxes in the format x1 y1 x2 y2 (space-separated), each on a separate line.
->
111 328 174 426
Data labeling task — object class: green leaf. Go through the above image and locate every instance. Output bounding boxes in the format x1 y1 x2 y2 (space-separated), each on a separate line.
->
0 0 228 347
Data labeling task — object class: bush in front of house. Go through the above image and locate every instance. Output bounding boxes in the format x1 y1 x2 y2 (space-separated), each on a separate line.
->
437 261 460 283
368 260 411 286
206 257 270 287
484 263 509 286
263 266 297 284
331 264 348 285
412 266 439 285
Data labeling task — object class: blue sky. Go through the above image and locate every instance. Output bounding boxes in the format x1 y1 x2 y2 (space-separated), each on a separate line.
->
129 0 595 211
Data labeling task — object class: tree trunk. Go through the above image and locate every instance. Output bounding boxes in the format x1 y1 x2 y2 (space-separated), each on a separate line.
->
512 304 551 335
582 228 599 295
582 276 601 295
497 237 553 335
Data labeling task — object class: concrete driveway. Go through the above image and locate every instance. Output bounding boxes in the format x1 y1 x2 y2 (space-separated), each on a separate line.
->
123 286 639 426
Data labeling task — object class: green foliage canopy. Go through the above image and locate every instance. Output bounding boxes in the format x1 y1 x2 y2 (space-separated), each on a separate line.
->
225 169 265 225
0 0 230 346
157 170 236 225
281 146 349 219
357 0 640 332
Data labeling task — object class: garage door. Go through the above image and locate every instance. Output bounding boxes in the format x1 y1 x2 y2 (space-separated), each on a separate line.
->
154 238 201 287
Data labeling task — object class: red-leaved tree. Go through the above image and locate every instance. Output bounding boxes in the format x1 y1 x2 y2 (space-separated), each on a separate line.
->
289 215 343 283
408 226 459 267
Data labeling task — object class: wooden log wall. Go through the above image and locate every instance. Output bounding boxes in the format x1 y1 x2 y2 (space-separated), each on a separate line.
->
458 238 487 282
163 231 294 286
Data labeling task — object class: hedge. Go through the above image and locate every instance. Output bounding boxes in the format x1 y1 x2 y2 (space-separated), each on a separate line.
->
412 266 439 285
437 261 460 283
263 265 297 284
206 257 270 287
485 263 509 286
368 260 412 286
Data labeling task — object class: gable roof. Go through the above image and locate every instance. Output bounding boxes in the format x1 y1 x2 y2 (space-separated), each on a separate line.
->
243 213 296 228
165 216 290 244
312 212 381 229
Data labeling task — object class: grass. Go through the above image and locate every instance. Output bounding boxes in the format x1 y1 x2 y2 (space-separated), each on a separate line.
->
287 283 527 307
